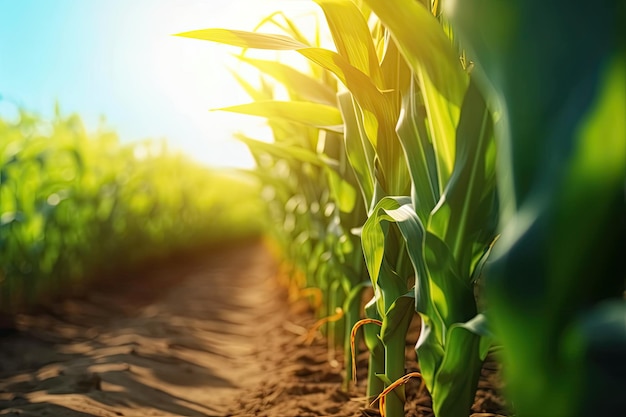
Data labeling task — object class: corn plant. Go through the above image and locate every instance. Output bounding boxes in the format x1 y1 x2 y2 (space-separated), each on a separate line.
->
447 0 626 415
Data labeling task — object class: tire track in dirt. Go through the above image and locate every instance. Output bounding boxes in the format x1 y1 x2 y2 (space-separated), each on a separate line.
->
0 242 287 417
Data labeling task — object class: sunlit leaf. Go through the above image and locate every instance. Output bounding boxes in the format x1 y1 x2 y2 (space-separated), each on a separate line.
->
236 56 337 105
429 79 497 275
313 0 384 87
216 100 343 132
176 28 307 49
362 0 466 105
396 77 440 219
337 91 375 208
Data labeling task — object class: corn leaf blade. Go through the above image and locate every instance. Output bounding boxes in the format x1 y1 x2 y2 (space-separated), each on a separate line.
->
176 28 307 49
236 56 337 105
313 0 384 87
216 101 343 132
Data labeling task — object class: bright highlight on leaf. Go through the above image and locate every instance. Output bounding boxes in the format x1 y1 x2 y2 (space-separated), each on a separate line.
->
216 101 343 132
176 28 308 49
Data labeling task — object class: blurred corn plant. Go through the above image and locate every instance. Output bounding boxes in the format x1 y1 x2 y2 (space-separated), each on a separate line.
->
178 1 501 416
447 0 626 416
0 107 266 312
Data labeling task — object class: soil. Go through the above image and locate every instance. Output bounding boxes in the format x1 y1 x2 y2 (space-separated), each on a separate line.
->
0 241 508 417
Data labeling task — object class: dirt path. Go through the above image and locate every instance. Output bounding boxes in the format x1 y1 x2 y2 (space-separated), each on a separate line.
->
0 242 506 417
0 242 313 416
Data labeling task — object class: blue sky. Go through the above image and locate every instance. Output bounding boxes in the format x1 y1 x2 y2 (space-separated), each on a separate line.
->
0 0 321 168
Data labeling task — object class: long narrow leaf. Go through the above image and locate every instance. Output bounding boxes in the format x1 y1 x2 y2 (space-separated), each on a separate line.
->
176 28 307 49
338 91 375 208
313 0 384 87
396 77 440 219
361 0 466 105
236 56 337 105
429 78 497 275
363 0 466 187
215 101 343 132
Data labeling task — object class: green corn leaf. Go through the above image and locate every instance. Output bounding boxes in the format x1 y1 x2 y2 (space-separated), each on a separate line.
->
252 11 313 47
180 25 410 197
176 28 307 49
361 0 466 105
418 70 460 190
216 100 343 132
465 313 493 360
379 291 415 345
228 70 301 145
236 56 337 105
293 47 388 149
363 0 466 188
379 31 412 123
363 196 432 417
396 77 440 219
236 134 357 214
362 196 427 313
422 232 476 330
432 316 487 417
428 78 497 276
235 135 325 166
337 91 375 208
326 165 358 213
343 281 372 319
362 197 409 296
369 196 487 417
313 0 384 88
177 27 384 142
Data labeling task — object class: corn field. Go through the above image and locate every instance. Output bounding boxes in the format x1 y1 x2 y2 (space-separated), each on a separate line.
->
0 107 266 313
1 1 623 416
177 1 625 416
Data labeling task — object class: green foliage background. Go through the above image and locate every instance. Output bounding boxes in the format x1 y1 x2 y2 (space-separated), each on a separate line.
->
0 107 267 313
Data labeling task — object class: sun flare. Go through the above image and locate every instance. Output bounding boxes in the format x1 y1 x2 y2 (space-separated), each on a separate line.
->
141 0 329 168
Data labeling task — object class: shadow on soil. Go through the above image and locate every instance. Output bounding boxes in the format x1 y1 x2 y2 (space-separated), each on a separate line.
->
0 240 277 417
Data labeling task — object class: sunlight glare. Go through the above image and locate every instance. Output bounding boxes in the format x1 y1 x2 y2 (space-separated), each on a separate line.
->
141 0 330 169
